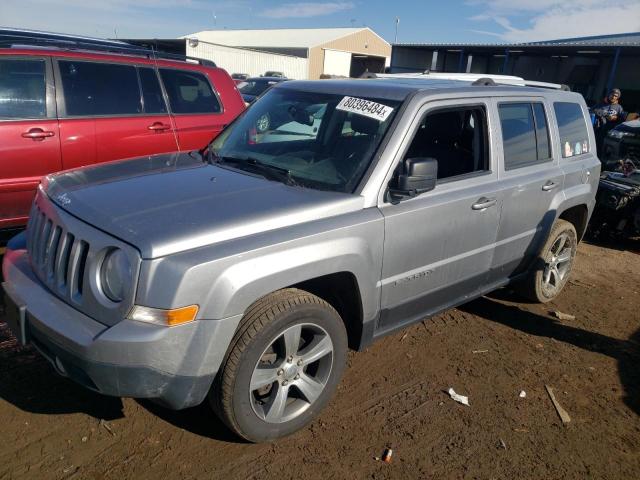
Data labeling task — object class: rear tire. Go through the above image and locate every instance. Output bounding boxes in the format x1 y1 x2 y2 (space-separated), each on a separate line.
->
516 219 577 303
210 288 347 442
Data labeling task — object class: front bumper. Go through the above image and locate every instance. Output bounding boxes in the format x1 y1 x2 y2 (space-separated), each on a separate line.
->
2 242 241 410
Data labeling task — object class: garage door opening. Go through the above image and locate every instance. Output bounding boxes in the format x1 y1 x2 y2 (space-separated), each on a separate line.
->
350 55 386 78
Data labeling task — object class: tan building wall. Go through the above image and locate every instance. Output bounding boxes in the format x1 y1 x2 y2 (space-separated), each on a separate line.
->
308 29 391 79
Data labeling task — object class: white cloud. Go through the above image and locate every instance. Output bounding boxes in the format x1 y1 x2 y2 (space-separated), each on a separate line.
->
260 2 354 19
469 0 640 42
468 0 600 14
0 0 213 37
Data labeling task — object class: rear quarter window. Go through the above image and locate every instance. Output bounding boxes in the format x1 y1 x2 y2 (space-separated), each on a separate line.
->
159 69 221 114
553 102 590 158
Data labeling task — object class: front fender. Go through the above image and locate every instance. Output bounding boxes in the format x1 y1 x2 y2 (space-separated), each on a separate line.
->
136 208 384 323
206 236 378 319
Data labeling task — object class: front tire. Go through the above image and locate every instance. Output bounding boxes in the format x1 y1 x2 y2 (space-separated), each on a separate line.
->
211 289 347 442
517 219 577 303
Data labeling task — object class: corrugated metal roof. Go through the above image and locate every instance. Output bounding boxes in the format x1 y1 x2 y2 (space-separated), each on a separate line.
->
530 32 640 45
183 28 374 49
394 31 640 48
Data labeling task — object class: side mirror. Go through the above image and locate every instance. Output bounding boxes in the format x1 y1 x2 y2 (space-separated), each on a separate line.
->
389 157 438 201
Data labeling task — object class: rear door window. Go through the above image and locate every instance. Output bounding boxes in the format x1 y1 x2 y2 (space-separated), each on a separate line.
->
58 60 142 116
0 58 47 119
138 67 167 114
553 102 590 158
499 102 552 170
159 69 221 114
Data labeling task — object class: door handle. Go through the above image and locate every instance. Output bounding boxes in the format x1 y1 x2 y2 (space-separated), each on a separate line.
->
22 128 55 141
471 197 497 210
542 180 559 191
148 122 171 131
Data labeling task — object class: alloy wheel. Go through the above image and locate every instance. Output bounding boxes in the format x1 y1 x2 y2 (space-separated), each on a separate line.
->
542 232 574 295
249 323 334 424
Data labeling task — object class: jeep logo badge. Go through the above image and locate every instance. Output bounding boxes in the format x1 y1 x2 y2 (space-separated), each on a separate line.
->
56 193 71 206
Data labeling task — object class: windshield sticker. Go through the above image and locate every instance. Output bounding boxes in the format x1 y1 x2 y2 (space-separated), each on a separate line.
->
336 96 394 122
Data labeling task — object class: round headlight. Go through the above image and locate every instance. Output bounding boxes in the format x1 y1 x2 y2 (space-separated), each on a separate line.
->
100 248 131 303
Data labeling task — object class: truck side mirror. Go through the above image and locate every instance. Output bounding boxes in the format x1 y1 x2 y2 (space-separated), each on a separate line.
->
389 157 438 201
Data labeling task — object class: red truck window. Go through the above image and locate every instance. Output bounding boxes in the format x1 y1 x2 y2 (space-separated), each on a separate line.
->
138 67 167 114
159 68 221 114
59 60 141 116
0 58 47 119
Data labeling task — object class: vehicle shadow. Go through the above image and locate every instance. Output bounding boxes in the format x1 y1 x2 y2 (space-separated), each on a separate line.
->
0 315 243 440
137 399 243 443
0 282 238 440
582 236 640 255
0 255 124 421
0 322 124 421
460 296 640 416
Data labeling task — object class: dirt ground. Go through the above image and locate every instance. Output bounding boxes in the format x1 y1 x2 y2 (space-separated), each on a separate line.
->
0 239 638 480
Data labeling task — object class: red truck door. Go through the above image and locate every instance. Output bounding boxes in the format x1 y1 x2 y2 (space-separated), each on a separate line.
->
0 56 61 228
94 65 178 162
56 60 178 166
159 67 237 151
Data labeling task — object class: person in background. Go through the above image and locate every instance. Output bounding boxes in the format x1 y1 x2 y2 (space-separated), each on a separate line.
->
593 88 627 154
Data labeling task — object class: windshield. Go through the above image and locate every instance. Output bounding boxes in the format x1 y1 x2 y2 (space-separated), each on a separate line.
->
210 88 400 193
238 80 278 97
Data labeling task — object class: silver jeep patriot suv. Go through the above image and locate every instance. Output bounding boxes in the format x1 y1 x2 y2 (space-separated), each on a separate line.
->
3 76 600 442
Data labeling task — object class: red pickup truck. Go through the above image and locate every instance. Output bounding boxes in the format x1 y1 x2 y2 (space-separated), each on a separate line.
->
0 31 245 230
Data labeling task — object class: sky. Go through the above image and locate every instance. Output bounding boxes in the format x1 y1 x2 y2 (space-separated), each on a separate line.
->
1 0 639 44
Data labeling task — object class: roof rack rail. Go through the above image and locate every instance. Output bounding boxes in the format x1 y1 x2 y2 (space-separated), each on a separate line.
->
0 28 216 67
374 72 570 91
521 80 571 91
471 77 496 86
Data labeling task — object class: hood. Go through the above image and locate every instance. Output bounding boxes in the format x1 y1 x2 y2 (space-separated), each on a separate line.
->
44 152 364 258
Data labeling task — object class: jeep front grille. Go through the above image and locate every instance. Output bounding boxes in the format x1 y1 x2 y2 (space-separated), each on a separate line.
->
26 203 90 303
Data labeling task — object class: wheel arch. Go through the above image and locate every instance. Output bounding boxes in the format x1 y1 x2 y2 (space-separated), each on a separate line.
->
291 272 364 350
558 203 589 241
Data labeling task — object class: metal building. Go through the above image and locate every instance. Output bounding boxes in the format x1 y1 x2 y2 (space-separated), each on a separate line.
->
183 27 391 79
390 32 640 111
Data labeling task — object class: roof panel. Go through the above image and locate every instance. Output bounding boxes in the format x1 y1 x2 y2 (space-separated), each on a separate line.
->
394 31 640 48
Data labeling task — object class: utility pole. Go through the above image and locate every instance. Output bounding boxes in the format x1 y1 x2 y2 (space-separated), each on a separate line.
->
394 17 400 44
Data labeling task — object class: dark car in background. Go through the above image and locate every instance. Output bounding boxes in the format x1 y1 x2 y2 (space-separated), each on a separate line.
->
0 29 245 230
590 166 640 238
237 76 288 104
231 73 249 85
601 118 640 171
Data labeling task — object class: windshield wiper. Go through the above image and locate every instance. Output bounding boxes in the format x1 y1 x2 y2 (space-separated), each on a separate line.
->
210 154 300 187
